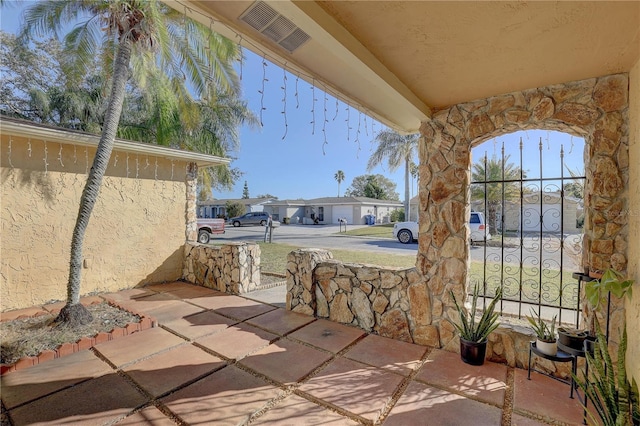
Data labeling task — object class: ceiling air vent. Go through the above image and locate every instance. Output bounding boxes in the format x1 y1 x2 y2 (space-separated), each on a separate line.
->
239 1 311 53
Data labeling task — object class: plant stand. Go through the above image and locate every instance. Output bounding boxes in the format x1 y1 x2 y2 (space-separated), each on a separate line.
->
527 341 577 398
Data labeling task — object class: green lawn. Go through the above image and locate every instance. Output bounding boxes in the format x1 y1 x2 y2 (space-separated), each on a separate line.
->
257 242 416 274
340 223 395 239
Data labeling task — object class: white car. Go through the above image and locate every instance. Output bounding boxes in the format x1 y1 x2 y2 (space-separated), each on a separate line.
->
392 212 492 244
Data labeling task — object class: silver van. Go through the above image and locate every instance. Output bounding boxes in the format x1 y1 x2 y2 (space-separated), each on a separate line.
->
229 212 271 227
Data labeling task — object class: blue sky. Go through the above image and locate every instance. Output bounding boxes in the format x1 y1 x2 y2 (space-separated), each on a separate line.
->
1 2 585 200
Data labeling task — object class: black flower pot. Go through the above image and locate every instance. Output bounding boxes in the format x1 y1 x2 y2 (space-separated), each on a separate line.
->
558 327 588 351
460 338 487 366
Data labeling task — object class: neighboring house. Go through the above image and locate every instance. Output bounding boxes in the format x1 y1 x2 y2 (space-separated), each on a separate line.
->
0 118 228 311
198 197 274 218
264 196 402 225
471 191 582 234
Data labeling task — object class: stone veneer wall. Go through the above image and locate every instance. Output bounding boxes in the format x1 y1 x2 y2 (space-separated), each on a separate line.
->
418 74 630 357
183 242 261 294
286 248 574 376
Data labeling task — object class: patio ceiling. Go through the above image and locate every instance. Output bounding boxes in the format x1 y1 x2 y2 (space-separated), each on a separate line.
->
167 1 640 134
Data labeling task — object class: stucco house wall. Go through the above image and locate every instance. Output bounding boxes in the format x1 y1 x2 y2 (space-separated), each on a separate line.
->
626 58 639 385
1 120 225 312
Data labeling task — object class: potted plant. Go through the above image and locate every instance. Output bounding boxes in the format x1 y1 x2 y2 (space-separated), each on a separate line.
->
584 268 634 339
450 284 502 366
557 327 589 351
574 323 640 425
526 308 557 356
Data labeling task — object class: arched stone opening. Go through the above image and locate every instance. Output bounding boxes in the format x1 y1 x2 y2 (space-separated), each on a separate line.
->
418 74 629 351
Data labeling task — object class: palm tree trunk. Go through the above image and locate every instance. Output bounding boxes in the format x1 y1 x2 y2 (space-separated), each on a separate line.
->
404 158 410 221
56 38 132 326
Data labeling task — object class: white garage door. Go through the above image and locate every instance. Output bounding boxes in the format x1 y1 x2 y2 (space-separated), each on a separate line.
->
332 206 353 224
521 204 562 233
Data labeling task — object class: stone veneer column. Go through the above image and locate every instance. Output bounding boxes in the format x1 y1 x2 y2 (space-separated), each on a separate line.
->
286 248 333 314
417 121 471 347
185 162 198 243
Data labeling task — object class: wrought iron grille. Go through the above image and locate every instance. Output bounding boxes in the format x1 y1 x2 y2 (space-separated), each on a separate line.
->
469 137 585 326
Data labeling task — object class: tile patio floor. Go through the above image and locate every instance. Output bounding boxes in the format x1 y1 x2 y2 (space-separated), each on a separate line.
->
1 282 587 425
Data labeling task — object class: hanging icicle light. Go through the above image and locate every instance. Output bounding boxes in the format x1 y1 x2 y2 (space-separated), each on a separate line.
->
281 64 288 140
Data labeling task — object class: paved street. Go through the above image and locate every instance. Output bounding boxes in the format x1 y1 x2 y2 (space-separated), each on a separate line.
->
213 223 419 256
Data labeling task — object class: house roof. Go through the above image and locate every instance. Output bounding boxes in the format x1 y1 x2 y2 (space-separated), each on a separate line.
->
169 1 639 133
199 197 274 206
1 117 230 168
266 196 402 207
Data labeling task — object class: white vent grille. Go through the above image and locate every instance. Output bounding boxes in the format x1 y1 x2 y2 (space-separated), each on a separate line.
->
239 1 310 53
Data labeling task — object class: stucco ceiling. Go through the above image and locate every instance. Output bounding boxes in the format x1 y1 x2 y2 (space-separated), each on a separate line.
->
168 1 640 133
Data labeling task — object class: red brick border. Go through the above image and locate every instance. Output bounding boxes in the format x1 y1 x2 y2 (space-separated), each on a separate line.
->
0 301 155 375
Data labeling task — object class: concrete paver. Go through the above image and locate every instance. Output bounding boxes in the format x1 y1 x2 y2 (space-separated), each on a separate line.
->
160 365 281 425
384 380 503 426
8 373 147 426
93 327 186 368
161 310 237 340
2 282 587 426
195 322 279 360
239 339 333 384
1 350 111 409
415 348 507 407
343 333 427 376
245 308 316 336
288 318 366 353
122 344 226 397
298 357 404 422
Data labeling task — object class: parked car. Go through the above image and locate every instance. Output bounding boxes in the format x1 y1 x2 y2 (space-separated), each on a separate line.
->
229 211 271 227
392 211 491 244
197 218 225 244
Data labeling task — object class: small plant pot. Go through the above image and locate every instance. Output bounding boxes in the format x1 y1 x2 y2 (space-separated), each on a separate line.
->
460 338 487 366
536 339 558 356
558 327 588 351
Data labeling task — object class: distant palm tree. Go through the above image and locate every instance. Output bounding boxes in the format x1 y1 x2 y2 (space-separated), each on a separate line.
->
334 170 345 197
368 130 419 217
19 0 240 326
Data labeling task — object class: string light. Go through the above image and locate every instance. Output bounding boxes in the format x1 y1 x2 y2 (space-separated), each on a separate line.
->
58 144 64 167
322 87 328 154
145 156 150 170
27 139 32 157
355 110 361 147
295 74 300 109
113 153 118 168
73 145 77 164
43 140 49 174
85 148 89 174
154 158 158 181
345 106 351 142
258 55 268 126
135 155 140 179
310 81 316 135
568 135 574 154
7 137 13 168
333 97 339 121
170 159 175 180
364 114 369 137
237 35 243 81
126 153 130 177
281 65 288 140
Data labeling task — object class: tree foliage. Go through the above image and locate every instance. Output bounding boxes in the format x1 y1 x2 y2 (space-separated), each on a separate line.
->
334 170 345 197
345 174 399 200
256 194 278 199
225 200 245 219
471 154 523 233
242 181 250 199
368 130 418 215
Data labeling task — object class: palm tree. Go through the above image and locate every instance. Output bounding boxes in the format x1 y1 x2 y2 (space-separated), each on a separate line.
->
471 154 523 233
367 129 419 218
334 170 345 197
19 0 240 326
